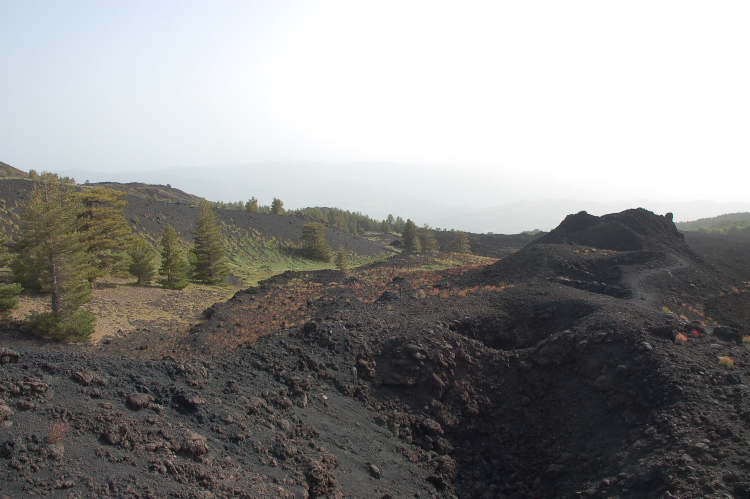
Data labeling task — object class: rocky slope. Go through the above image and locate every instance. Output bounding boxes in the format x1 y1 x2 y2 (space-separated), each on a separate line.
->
0 179 392 259
1 208 749 498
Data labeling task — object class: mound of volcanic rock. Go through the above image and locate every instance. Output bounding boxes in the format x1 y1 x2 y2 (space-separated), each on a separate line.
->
533 208 692 255
465 209 728 309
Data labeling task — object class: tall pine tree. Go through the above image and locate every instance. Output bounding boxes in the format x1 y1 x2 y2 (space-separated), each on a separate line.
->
271 198 284 215
401 219 422 253
245 197 259 213
77 186 132 288
13 173 95 340
300 222 330 262
419 224 438 252
159 225 189 289
128 235 156 285
334 247 349 273
191 201 228 285
0 233 21 316
451 231 472 254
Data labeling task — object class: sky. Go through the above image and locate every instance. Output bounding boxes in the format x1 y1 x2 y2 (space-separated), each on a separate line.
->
1 1 749 224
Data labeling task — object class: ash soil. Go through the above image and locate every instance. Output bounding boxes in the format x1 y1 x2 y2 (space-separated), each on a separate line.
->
3 208 750 498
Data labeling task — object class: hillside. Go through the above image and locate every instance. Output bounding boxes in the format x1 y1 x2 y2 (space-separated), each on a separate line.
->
0 179 395 271
0 161 28 180
90 181 204 205
677 212 750 235
1 208 749 498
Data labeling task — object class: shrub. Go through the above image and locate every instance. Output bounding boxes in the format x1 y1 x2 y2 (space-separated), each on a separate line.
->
674 333 688 345
0 283 22 316
162 279 189 290
719 356 734 368
24 310 95 342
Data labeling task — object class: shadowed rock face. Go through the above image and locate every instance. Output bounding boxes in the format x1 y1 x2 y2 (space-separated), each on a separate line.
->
0 207 749 498
533 208 692 255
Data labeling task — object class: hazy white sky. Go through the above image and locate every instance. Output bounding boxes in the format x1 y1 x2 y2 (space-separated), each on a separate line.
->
1 1 749 204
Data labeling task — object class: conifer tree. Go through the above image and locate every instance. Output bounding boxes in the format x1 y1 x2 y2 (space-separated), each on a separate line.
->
334 247 349 273
451 231 472 254
13 172 94 340
419 225 438 252
394 216 405 233
300 222 330 262
128 235 156 285
191 201 228 285
0 234 21 316
271 198 285 215
386 214 395 231
245 197 259 213
77 186 132 288
401 219 422 253
159 225 189 289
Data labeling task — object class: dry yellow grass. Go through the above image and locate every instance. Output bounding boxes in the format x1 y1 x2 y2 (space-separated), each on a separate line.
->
10 278 241 346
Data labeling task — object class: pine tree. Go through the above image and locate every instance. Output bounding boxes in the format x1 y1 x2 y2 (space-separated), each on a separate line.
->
128 235 156 285
334 247 349 273
245 197 259 213
394 216 405 233
451 231 472 254
300 222 330 262
13 172 95 341
419 225 438 252
159 225 189 289
271 198 285 215
77 186 132 288
401 219 422 253
191 200 228 285
0 234 21 316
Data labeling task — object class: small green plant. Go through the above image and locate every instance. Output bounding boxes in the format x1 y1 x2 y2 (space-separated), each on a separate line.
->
674 333 688 345
743 336 750 349
661 306 674 314
719 356 734 368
